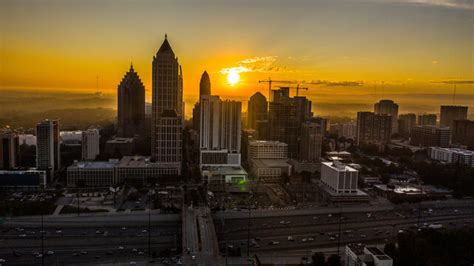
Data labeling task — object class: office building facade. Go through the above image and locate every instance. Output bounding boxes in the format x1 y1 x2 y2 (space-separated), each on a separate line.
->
0 128 19 170
452 120 474 148
247 92 268 130
36 119 60 178
410 125 451 147
440 105 468 128
356 112 392 145
81 128 100 161
117 64 145 138
374 99 399 134
417 114 437 126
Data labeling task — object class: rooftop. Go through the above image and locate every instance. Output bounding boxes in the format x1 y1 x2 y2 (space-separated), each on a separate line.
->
322 161 358 172
202 166 248 176
249 140 288 147
252 159 291 168
106 138 134 144
68 161 117 170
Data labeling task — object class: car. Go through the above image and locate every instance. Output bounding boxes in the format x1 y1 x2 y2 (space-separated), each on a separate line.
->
308 237 314 241
287 236 294 241
269 241 280 245
191 255 196 260
130 262 137 265
327 214 332 217
122 227 127 230
35 253 43 258
330 237 335 241
56 230 62 234
118 246 124 250
80 251 88 255
0 259 6 263
19 234 27 237
46 251 54 256
142 229 147 233
138 251 145 255
360 234 366 238
95 230 101 234
132 248 138 252
302 238 307 242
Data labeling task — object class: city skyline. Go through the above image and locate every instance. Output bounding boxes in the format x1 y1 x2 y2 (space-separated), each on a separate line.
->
1 0 473 106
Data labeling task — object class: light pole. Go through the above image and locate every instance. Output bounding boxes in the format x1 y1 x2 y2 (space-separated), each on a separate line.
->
148 189 155 258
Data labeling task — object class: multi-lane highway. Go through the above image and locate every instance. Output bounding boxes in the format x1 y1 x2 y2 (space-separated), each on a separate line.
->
1 200 474 265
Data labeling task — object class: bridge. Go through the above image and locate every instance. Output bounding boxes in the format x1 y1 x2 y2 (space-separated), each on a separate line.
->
182 206 224 265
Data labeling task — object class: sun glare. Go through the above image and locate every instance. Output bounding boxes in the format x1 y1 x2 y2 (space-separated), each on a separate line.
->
226 69 240 86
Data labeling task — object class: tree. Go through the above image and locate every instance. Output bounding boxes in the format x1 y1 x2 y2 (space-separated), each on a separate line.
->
311 252 325 266
327 254 341 266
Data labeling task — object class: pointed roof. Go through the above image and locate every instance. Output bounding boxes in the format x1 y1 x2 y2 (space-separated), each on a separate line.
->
157 34 174 55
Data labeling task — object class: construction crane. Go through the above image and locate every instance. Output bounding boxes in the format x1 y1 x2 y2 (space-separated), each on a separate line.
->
283 84 308 96
258 78 295 100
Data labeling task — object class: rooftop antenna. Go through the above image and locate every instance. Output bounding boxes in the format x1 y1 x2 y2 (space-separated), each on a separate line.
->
452 81 457 105
96 75 100 95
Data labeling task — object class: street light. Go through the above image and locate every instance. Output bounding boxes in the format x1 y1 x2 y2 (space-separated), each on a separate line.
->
148 189 155 258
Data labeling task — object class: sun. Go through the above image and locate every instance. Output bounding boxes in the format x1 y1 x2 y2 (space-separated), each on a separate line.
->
226 69 240 86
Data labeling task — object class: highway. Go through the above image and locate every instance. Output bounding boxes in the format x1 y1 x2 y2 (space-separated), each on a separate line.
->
216 204 474 255
0 215 181 265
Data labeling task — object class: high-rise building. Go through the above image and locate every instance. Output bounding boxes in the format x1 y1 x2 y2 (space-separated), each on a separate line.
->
398 113 416 135
199 71 211 99
337 123 357 140
268 87 312 158
410 125 451 147
81 128 100 161
199 93 242 167
374 99 399 134
299 121 323 162
440 105 468 128
200 95 221 151
0 128 19 170
247 92 268 130
36 119 60 178
151 35 183 174
117 64 145 138
452 120 474 148
356 112 392 145
418 114 437 126
193 71 212 132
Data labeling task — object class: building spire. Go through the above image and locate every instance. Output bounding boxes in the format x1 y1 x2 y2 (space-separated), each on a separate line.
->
130 62 134 72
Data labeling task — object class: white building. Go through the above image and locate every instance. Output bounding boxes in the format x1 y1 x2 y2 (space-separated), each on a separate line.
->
19 134 36 146
345 244 393 266
81 128 100 161
247 140 291 182
429 147 474 168
199 94 242 168
60 131 82 145
321 161 358 194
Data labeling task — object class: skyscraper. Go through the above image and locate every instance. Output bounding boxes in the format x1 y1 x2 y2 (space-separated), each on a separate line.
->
199 71 211 99
193 71 212 132
36 119 60 179
151 35 183 174
81 128 100 161
356 112 392 146
440 105 468 128
199 95 242 167
299 121 323 162
0 128 19 170
117 64 145 138
452 120 474 148
247 92 268 130
411 125 451 147
398 113 416 135
374 99 398 134
418 114 437 126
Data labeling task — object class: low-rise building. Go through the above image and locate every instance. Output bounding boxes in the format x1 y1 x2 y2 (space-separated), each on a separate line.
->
411 126 451 147
429 147 474 167
345 244 393 266
0 170 46 191
321 161 358 194
250 159 292 183
67 160 117 187
115 156 181 183
105 138 134 158
201 166 248 192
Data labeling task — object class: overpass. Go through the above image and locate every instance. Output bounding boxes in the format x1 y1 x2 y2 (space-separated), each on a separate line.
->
182 206 224 265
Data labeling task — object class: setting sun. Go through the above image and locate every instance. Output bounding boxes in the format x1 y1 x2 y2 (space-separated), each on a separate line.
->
226 69 240 86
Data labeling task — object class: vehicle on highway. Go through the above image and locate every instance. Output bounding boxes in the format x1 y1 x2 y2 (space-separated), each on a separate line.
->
0 259 6 263
302 238 307 242
288 236 294 241
269 241 280 245
46 251 54 256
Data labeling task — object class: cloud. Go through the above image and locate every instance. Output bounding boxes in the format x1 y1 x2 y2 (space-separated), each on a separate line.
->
378 0 474 10
220 56 289 74
307 80 364 86
432 80 474 84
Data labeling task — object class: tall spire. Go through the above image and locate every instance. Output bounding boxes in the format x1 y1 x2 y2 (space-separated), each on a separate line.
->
130 62 134 72
157 34 174 55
